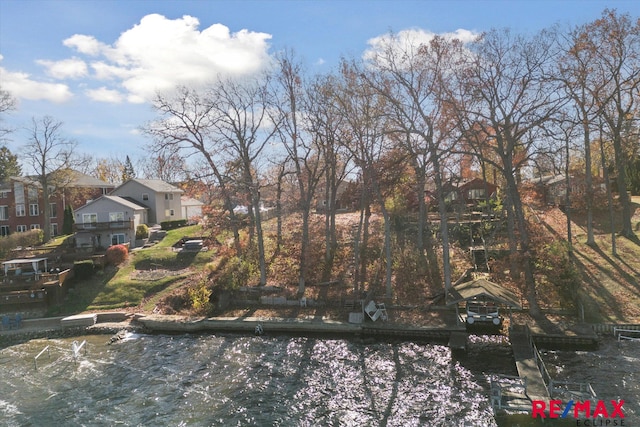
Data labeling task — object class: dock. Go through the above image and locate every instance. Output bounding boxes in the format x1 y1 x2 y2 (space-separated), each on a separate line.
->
509 324 550 401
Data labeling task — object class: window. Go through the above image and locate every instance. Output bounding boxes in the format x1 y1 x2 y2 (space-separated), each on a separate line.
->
28 186 38 201
16 204 25 217
29 203 39 216
16 225 26 232
109 212 124 222
0 191 8 198
14 182 24 204
467 189 486 200
0 206 8 220
142 193 149 201
165 193 173 200
0 225 9 236
166 209 175 217
50 203 58 218
51 223 59 236
30 224 40 230
82 213 98 228
111 234 125 245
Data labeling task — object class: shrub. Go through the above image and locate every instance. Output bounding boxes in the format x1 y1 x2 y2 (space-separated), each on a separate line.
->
160 219 187 230
188 282 212 314
74 260 95 280
105 244 128 265
0 229 44 259
136 224 149 240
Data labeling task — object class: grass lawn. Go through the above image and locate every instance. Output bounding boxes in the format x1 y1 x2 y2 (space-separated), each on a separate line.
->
47 225 215 315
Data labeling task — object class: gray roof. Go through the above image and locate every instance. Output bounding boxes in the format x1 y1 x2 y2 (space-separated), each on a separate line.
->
75 195 149 212
2 171 114 189
446 278 522 308
125 179 184 193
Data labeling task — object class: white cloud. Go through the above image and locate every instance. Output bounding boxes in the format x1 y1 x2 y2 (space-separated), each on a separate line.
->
85 86 124 103
63 34 110 56
0 59 72 103
37 57 88 79
63 13 273 103
364 28 478 62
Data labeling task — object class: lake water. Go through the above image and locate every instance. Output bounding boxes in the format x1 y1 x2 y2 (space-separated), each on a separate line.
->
0 333 637 426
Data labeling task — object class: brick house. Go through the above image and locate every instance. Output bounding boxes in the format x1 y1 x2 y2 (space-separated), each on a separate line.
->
0 172 114 237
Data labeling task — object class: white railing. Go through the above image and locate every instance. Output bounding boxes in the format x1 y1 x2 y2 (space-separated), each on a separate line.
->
34 345 50 370
614 327 640 342
72 340 87 362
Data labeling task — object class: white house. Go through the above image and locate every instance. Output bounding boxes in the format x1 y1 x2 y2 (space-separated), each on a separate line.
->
110 179 183 225
73 195 148 249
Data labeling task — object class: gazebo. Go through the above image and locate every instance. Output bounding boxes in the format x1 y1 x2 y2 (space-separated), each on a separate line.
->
2 258 48 280
446 277 521 326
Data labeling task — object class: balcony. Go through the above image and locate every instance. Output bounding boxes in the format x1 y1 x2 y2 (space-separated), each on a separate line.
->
74 220 134 232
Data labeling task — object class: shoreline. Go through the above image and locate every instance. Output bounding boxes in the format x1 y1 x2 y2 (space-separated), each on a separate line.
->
1 311 617 351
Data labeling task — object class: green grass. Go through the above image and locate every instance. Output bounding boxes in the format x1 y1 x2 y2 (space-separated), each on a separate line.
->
48 225 216 315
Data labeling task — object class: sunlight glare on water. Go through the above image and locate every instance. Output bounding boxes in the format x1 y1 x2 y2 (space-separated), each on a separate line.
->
1 333 637 426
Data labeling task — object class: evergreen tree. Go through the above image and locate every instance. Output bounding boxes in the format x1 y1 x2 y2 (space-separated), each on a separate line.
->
0 146 21 181
62 205 75 235
122 155 136 182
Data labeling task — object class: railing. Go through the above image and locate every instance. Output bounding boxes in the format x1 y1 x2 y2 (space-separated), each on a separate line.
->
525 325 553 390
34 345 51 370
74 220 134 231
614 327 640 342
490 374 528 411
548 380 597 400
72 340 87 362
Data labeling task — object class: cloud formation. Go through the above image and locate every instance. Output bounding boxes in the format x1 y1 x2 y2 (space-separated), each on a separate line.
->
59 14 273 103
364 28 478 61
0 55 73 103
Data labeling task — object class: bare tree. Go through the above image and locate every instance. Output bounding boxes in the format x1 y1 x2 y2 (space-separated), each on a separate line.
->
363 33 466 291
580 10 640 239
143 86 243 253
208 76 279 286
0 89 16 144
334 60 396 298
22 116 77 242
449 28 566 316
270 51 325 295
140 145 188 182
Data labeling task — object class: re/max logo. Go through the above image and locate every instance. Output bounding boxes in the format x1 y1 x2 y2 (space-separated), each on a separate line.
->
532 400 625 419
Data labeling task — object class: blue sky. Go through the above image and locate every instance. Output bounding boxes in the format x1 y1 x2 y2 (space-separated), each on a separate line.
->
1 0 638 164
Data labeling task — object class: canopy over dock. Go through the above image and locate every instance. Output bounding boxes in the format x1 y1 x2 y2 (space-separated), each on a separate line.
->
446 278 521 309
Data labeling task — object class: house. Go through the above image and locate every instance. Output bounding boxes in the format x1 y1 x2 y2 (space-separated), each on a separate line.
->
0 172 114 237
532 174 607 206
109 179 183 225
73 195 148 249
425 178 498 211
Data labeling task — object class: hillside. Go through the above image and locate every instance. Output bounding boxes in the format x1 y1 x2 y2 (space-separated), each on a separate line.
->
536 198 640 324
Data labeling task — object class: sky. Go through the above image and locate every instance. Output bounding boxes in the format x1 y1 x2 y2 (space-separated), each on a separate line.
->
1 0 638 167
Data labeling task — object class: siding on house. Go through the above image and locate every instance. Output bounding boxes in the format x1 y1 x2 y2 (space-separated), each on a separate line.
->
74 195 147 248
110 179 183 225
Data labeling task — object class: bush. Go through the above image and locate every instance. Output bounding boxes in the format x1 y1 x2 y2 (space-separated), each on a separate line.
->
136 224 149 240
105 244 128 265
188 282 212 314
0 229 44 259
74 260 95 280
160 219 187 230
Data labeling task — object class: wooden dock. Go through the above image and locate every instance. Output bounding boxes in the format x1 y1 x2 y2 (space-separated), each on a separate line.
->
509 324 550 401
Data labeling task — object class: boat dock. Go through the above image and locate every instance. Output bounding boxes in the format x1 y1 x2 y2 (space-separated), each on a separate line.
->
509 324 550 401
